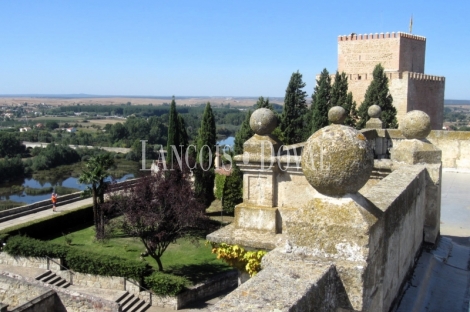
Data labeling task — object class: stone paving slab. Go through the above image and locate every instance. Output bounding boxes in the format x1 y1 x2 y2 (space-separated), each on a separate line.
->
66 285 127 302
440 172 470 237
0 264 48 279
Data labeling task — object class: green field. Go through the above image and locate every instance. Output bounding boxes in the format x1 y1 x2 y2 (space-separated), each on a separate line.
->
50 223 231 284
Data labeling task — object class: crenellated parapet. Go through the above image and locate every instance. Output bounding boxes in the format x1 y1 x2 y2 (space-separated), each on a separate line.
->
338 32 426 42
406 72 445 82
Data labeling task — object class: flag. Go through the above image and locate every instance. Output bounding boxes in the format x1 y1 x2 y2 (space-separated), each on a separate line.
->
409 15 413 33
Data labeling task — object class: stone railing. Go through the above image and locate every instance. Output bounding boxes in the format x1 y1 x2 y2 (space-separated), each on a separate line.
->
362 129 470 171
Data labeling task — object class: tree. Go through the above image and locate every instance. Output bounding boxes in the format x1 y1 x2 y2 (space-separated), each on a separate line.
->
222 162 243 214
78 153 115 240
178 115 189 153
234 110 254 155
330 71 357 127
357 64 398 129
166 96 180 165
280 71 308 144
106 166 207 271
195 102 216 207
0 132 25 157
310 68 332 135
343 92 358 127
255 96 273 110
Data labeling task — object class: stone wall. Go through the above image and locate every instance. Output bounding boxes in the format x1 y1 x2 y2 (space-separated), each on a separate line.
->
12 289 56 312
338 32 425 74
363 166 427 310
177 270 238 309
1 272 120 312
398 36 426 73
407 74 445 130
0 274 51 310
0 252 61 271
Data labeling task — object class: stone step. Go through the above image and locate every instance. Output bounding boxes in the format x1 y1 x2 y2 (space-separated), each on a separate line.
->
117 292 133 306
35 270 70 288
116 292 150 312
121 295 140 311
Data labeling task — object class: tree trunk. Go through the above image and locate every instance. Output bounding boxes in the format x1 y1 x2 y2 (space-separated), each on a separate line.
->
92 187 99 236
155 257 164 271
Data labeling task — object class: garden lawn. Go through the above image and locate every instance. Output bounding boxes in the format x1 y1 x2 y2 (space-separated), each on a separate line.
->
49 224 231 285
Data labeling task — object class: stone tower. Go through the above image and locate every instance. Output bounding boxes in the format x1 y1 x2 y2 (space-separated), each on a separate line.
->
337 32 445 129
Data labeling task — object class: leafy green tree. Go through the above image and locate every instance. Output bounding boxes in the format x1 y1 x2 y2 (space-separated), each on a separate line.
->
357 64 398 129
0 132 25 157
45 121 59 130
79 153 115 240
330 71 357 127
280 71 308 144
195 102 217 207
234 110 254 155
310 68 331 134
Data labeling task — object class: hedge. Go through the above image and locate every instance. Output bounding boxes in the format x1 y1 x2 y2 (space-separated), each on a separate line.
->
0 204 94 239
65 248 149 280
144 272 188 295
3 235 150 280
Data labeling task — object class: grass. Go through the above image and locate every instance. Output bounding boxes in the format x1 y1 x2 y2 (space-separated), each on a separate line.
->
55 185 80 195
0 200 26 211
24 186 53 195
50 222 231 285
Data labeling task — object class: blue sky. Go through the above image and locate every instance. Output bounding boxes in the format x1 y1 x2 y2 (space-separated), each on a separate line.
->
1 0 468 99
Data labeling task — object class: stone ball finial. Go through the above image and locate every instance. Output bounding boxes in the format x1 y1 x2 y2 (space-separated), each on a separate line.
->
250 108 277 135
302 125 373 196
328 106 346 124
368 105 382 118
400 110 431 139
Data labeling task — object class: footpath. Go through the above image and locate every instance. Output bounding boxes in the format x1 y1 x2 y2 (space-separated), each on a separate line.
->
0 197 93 231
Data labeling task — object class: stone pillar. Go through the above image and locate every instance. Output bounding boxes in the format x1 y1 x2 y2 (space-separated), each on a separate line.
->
365 105 388 158
391 110 442 243
365 105 384 129
234 108 282 233
290 106 378 311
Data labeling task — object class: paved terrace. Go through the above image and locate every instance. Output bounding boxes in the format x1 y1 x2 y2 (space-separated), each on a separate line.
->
0 172 468 311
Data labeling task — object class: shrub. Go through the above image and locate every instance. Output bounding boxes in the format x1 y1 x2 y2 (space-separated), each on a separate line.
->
65 248 149 280
3 235 149 280
144 272 188 295
4 236 68 258
214 174 226 200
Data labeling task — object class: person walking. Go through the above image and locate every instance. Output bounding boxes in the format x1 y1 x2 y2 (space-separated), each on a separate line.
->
51 192 58 212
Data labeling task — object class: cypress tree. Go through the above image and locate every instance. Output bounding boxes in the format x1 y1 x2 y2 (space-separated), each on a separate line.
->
222 162 243 214
330 71 357 128
310 68 331 134
178 115 189 153
343 92 358 128
234 110 254 155
357 64 398 129
256 96 273 110
194 102 216 207
166 96 181 165
330 71 348 108
280 71 308 145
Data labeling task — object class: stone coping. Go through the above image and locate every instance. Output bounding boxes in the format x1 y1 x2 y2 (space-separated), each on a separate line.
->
206 223 284 250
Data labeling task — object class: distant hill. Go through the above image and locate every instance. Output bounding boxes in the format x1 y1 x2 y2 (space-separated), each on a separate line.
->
445 99 470 105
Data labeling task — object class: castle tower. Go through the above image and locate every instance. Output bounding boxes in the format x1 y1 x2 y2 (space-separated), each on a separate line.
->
337 32 445 129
